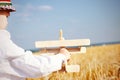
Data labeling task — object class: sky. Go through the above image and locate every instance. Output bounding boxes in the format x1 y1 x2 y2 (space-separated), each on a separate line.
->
7 0 120 50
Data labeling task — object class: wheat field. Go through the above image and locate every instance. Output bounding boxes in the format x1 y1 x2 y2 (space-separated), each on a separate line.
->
26 44 120 80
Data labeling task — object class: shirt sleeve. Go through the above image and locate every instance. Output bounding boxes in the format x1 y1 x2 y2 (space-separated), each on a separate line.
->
11 52 66 78
0 30 66 78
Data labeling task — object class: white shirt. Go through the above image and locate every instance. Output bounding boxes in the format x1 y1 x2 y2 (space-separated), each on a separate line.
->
0 30 66 80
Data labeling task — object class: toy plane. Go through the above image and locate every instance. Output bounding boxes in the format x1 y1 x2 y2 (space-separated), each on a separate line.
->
35 29 90 72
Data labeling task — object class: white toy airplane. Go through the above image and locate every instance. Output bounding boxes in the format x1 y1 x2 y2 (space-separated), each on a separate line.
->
35 29 90 72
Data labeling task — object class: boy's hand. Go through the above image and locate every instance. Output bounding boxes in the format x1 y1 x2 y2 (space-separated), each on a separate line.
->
59 48 71 60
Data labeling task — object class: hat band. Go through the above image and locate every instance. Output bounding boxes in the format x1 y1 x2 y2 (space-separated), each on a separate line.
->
0 3 12 6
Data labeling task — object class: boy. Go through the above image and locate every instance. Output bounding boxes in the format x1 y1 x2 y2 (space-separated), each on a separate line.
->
0 0 71 80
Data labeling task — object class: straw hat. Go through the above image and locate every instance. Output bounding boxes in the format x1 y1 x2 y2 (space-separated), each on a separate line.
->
0 0 15 12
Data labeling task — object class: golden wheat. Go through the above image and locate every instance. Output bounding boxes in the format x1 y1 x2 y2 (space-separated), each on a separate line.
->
26 44 120 80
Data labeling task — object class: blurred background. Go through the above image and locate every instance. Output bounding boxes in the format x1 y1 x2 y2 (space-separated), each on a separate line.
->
7 0 120 50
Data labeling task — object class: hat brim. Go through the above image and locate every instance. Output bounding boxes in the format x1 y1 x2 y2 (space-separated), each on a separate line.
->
0 8 16 12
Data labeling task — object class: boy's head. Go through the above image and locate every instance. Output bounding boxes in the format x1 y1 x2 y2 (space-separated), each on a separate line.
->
0 0 15 29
